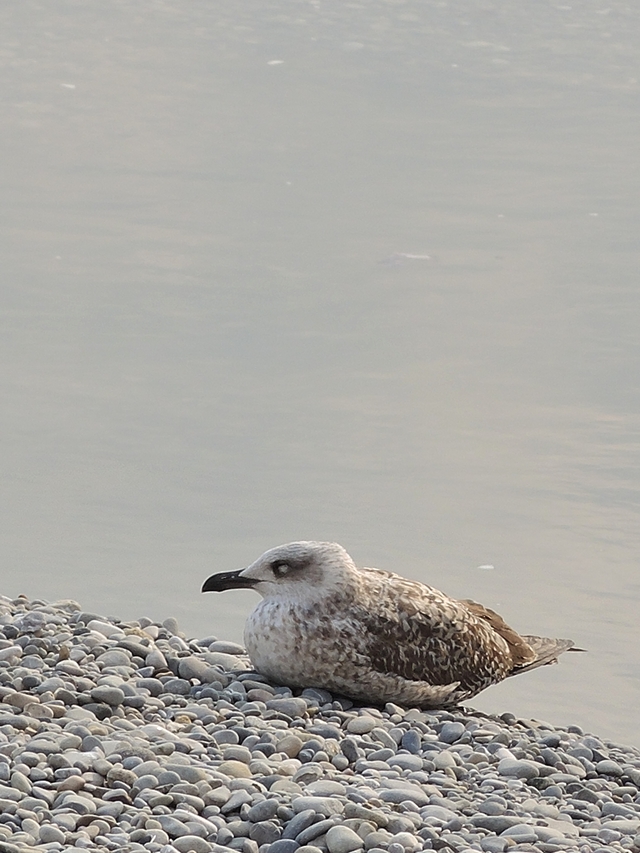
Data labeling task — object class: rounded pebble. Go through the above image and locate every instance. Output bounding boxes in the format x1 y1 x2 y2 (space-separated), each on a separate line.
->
326 825 365 853
172 836 213 852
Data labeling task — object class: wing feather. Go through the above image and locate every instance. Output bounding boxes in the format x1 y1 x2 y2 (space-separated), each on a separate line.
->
354 569 515 694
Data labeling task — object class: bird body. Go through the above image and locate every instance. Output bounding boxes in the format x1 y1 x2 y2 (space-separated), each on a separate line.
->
202 541 577 708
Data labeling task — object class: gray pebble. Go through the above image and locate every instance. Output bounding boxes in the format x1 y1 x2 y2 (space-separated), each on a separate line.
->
433 750 456 770
400 730 421 754
162 677 192 695
145 649 168 670
471 815 524 833
387 754 423 771
247 799 280 822
292 797 344 817
208 640 246 654
497 757 540 779
296 819 337 846
39 824 66 844
596 759 623 776
172 836 213 852
266 697 308 717
249 821 282 845
96 648 132 667
282 809 319 839
479 839 508 853
90 685 125 705
178 656 218 682
157 815 192 838
378 788 429 807
439 722 465 744
501 824 538 843
269 841 301 853
325 825 364 853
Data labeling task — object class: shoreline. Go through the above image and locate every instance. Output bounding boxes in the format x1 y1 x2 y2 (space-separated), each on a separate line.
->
0 595 639 853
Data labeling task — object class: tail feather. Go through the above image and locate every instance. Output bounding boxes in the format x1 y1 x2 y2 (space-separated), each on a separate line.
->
510 636 583 676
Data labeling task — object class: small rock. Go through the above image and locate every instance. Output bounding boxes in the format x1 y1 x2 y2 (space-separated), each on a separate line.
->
250 821 282 845
282 809 319 839
247 799 280 822
11 771 32 793
497 758 540 779
326 825 365 853
292 797 344 816
96 649 131 668
145 649 168 670
387 754 423 771
218 760 253 779
178 656 218 682
439 722 465 744
157 815 191 838
266 697 308 717
90 685 125 706
500 824 537 843
277 735 304 758
172 836 213 852
39 824 66 844
596 759 623 776
87 619 125 638
208 640 246 654
305 780 346 796
346 716 378 734
268 841 301 853
471 816 524 834
204 651 250 670
400 730 421 753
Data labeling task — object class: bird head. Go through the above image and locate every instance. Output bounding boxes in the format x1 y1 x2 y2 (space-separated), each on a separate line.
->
201 541 357 600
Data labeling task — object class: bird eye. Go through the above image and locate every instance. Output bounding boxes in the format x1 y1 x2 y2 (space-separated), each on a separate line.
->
272 561 290 577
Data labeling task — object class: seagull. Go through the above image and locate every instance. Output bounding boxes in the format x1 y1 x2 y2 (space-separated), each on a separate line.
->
201 541 579 708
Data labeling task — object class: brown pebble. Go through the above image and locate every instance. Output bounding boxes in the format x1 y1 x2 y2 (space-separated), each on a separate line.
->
277 734 304 758
57 776 85 792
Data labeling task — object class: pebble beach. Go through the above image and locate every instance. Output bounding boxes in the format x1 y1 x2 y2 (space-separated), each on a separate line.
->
1 596 639 853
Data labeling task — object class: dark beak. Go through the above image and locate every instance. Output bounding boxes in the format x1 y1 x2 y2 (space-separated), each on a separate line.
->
201 569 257 593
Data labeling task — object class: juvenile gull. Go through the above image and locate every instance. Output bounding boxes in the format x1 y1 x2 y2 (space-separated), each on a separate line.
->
201 541 578 708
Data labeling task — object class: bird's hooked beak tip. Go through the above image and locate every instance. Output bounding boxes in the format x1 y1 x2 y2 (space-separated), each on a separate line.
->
201 569 257 593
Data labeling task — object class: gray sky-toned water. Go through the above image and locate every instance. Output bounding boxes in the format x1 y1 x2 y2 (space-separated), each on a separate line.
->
1 1 639 746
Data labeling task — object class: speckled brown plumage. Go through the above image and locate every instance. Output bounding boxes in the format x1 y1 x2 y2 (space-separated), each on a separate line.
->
201 541 577 708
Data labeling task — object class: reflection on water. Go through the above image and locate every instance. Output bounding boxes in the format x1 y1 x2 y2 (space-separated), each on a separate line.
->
1 1 639 745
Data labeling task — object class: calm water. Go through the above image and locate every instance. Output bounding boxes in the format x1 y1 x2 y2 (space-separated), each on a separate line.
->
1 1 639 746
